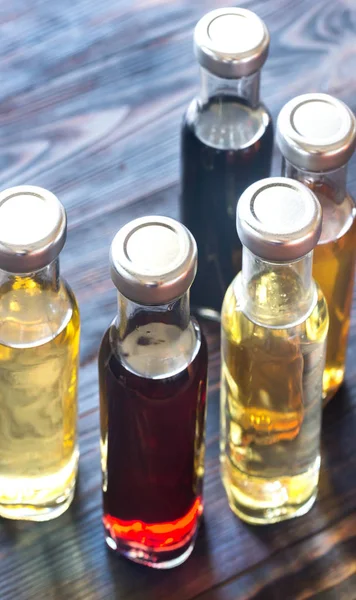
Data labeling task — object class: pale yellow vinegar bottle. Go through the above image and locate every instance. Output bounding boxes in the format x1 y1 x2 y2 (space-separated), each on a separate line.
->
277 94 356 403
221 178 328 525
0 186 80 521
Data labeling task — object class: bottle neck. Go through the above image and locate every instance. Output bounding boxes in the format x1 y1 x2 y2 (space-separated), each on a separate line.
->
0 259 60 293
115 291 191 342
199 67 261 108
240 247 316 327
282 159 347 205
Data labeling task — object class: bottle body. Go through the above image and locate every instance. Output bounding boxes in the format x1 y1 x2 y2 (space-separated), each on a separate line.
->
283 164 356 402
99 302 208 568
181 77 273 318
0 263 80 520
220 260 328 524
313 194 356 401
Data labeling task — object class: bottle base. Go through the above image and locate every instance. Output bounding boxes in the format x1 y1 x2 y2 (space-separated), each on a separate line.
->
105 529 197 569
0 448 78 522
226 489 317 525
0 485 76 522
103 498 202 569
221 457 320 525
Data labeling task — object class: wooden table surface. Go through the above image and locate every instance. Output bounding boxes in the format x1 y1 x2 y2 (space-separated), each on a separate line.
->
1 1 356 598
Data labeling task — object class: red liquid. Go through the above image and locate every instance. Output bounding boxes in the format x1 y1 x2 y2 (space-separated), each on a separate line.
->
103 497 203 548
98 320 207 566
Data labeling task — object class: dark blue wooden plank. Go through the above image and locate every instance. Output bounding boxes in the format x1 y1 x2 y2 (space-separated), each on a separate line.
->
1 1 356 599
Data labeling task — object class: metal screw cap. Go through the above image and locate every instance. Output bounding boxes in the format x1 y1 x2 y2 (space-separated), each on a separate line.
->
237 177 322 261
0 185 67 273
194 7 270 79
277 93 356 172
110 216 197 305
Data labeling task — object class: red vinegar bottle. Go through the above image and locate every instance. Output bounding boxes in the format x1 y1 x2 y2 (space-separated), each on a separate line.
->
99 216 208 568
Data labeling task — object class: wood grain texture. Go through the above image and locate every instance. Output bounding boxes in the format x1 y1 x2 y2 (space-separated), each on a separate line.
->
1 0 356 599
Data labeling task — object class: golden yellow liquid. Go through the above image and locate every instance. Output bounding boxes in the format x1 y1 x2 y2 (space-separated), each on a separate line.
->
221 270 328 524
0 275 80 520
312 192 356 402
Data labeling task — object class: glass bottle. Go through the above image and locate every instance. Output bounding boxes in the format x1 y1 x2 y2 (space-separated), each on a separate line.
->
220 178 329 525
99 216 208 569
181 7 274 320
277 93 356 403
0 186 80 521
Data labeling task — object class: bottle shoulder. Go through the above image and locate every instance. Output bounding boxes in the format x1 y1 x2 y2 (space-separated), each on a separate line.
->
62 278 80 317
183 96 272 151
305 282 329 343
99 316 206 381
316 190 355 244
61 278 80 333
184 96 271 120
222 273 328 343
0 275 79 347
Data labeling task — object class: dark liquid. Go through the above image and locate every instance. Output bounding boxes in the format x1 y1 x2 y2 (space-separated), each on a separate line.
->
99 319 208 556
181 96 274 315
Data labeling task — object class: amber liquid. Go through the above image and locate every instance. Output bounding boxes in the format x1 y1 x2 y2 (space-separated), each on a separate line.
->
0 276 80 521
181 95 273 317
99 318 207 568
311 188 356 402
221 271 328 524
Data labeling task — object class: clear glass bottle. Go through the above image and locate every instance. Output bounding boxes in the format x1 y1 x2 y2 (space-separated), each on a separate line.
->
99 216 208 569
277 93 356 403
0 186 80 521
181 7 274 320
221 178 329 525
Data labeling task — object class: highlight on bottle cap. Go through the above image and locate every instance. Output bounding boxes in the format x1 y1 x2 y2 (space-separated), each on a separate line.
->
0 185 67 273
277 93 356 172
237 177 322 262
110 216 197 305
194 7 269 79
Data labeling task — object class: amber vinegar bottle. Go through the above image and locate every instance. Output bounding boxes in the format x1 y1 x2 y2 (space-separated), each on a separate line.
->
181 8 273 319
221 178 328 525
99 216 208 569
277 94 356 403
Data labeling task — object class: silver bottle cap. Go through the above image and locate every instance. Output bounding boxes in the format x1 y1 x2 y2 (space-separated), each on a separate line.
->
194 8 269 79
110 216 197 305
237 177 322 261
277 93 356 172
0 185 67 273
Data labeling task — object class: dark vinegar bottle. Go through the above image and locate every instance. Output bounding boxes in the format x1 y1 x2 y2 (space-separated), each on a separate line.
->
99 216 208 569
181 8 274 319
